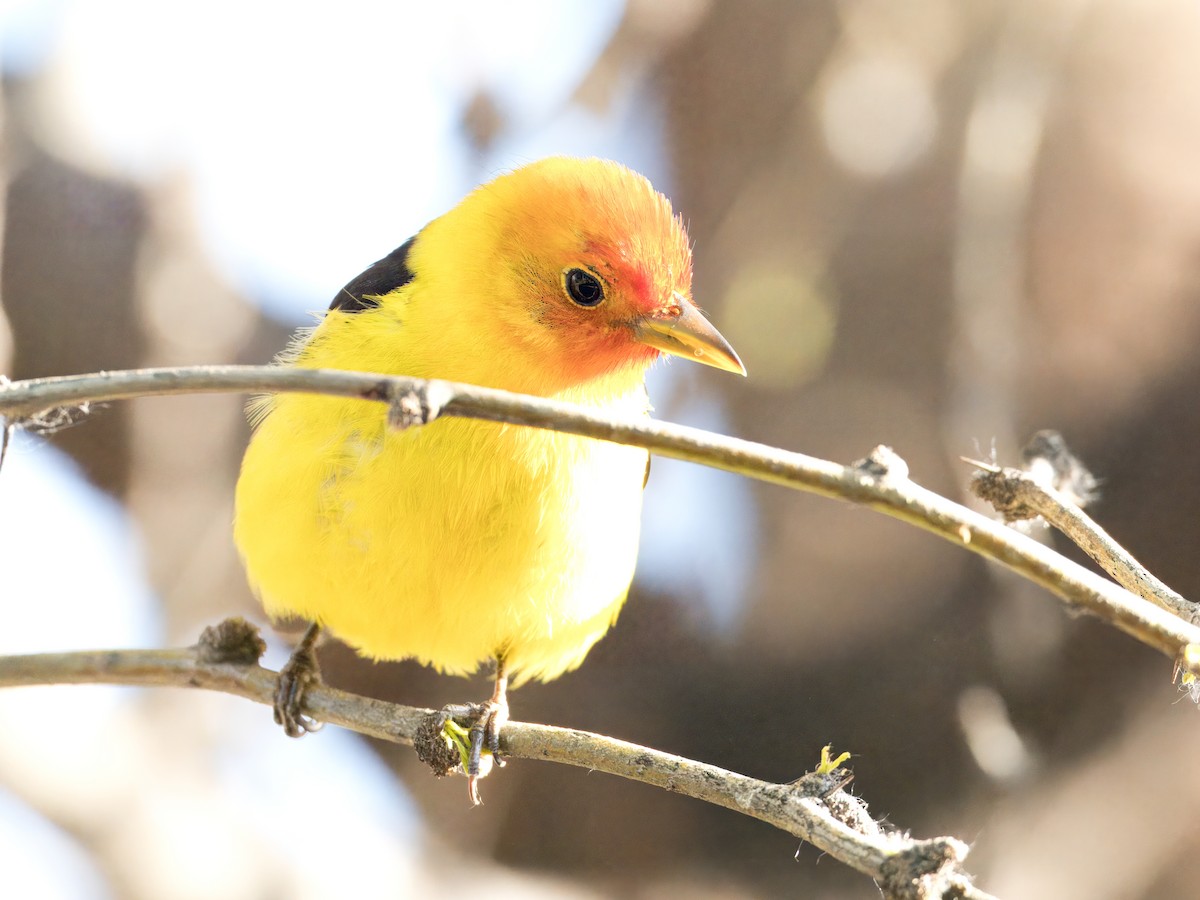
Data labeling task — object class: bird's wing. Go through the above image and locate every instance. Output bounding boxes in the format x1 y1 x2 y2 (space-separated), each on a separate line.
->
246 235 420 427
330 234 418 312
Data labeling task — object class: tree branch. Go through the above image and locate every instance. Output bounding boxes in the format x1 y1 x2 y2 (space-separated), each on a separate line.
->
7 366 1197 894
3 365 1197 676
968 459 1197 626
0 621 996 900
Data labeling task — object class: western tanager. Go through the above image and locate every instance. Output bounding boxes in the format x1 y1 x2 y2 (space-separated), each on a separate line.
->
234 157 744 800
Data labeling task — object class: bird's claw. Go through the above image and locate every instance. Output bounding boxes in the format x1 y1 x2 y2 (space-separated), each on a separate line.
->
273 625 323 737
469 700 507 770
437 700 507 805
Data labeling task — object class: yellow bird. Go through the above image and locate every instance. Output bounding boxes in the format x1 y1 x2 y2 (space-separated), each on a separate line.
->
234 157 744 798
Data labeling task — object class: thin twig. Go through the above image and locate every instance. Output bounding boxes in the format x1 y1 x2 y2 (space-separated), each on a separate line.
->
0 629 997 900
968 459 1197 625
2 365 1197 676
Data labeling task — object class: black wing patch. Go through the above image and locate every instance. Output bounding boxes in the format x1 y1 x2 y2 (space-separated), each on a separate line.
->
329 234 418 312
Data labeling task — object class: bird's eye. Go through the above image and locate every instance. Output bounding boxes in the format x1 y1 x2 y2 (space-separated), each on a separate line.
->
563 268 605 307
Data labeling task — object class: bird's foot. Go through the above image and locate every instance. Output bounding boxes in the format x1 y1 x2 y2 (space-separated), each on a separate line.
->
436 698 508 805
273 623 323 737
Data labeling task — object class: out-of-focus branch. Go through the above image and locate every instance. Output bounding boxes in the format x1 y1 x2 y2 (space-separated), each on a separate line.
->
0 620 996 900
2 365 1198 677
969 459 1197 625
948 0 1092 449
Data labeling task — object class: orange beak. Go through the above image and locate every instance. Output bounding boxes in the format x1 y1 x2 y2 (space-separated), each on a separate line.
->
634 292 746 376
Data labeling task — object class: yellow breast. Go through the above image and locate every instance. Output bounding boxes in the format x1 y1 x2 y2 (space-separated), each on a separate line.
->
234 380 649 685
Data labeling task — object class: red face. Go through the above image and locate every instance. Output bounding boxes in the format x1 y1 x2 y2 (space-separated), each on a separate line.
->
531 235 692 385
461 158 740 390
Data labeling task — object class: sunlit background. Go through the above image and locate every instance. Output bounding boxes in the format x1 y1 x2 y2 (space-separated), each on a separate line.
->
4 1 1200 897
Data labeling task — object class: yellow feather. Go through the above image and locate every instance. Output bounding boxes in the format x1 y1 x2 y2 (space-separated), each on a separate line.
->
234 157 740 689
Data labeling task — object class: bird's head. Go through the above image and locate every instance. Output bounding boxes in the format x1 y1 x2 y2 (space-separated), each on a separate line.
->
420 158 744 394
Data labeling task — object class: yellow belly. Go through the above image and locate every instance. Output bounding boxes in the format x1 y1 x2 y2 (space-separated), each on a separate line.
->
233 391 648 685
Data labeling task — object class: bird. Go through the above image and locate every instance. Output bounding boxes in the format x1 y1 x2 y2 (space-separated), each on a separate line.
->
233 157 745 801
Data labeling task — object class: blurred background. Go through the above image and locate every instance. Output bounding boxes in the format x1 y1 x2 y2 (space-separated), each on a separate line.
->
3 0 1200 897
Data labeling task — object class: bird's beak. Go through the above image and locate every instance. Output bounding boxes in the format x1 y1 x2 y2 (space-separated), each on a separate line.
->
634 293 746 376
